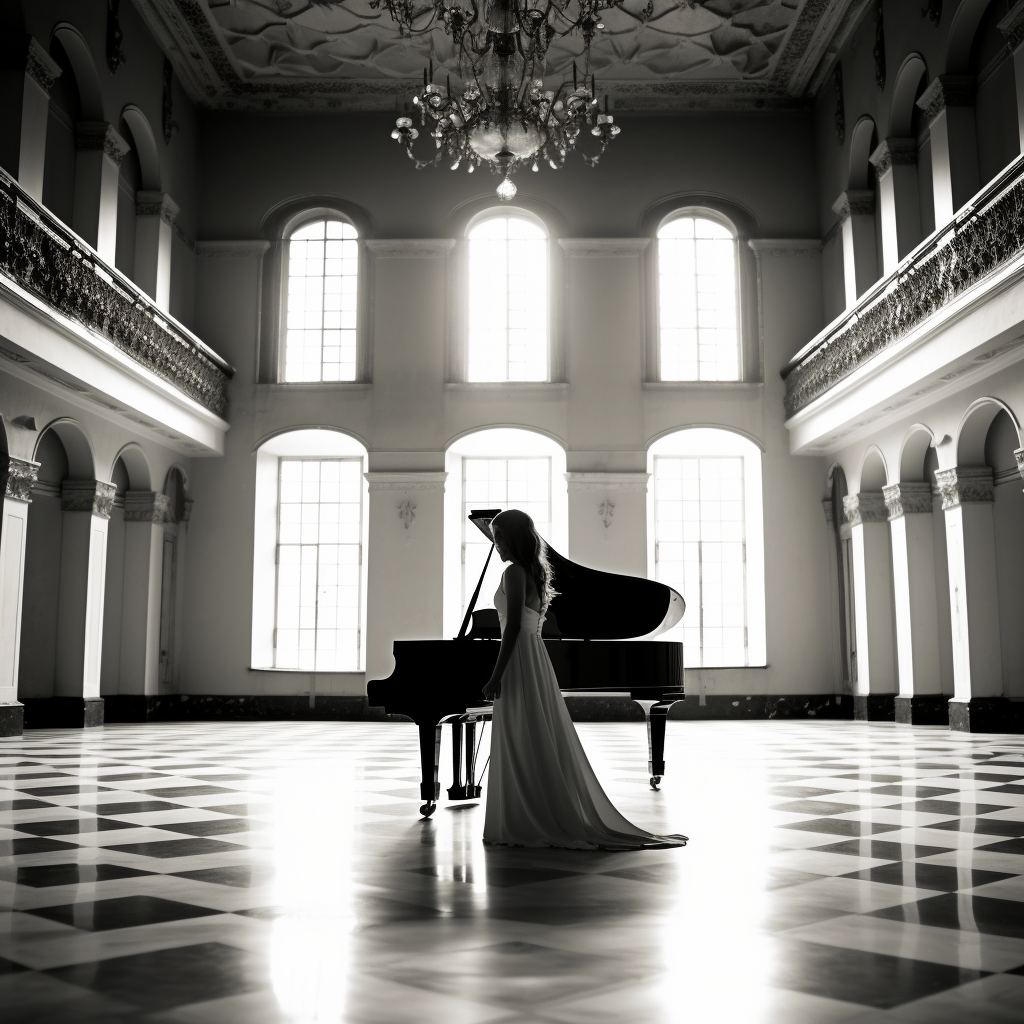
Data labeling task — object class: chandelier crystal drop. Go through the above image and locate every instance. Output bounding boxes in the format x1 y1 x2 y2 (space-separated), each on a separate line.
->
374 0 629 198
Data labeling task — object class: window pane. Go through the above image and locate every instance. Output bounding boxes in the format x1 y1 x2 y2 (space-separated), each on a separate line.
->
658 216 738 382
462 456 551 617
654 455 746 667
284 219 359 383
468 216 548 382
275 457 363 671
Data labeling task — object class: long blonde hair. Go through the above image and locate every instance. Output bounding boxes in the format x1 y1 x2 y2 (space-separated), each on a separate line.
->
491 509 557 612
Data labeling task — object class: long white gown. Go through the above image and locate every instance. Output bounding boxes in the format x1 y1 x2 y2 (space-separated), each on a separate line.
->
483 582 688 851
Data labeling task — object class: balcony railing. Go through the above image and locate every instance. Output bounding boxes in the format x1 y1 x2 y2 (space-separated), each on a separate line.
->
0 169 232 418
782 153 1024 417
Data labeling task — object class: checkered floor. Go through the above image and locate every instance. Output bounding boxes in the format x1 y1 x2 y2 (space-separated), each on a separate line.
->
1 720 1023 1023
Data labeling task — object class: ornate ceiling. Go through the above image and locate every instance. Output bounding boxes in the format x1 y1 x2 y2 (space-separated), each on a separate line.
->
134 0 869 111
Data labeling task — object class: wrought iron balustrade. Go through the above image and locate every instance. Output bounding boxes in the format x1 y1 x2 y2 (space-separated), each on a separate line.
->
782 154 1024 417
0 169 232 417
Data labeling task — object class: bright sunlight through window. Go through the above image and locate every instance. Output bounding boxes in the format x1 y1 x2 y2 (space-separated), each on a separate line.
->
658 216 739 381
275 458 363 671
468 215 547 381
285 219 358 382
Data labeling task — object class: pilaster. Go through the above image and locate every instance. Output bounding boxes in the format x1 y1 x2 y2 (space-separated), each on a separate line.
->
883 482 944 723
73 122 131 262
832 190 878 307
870 138 921 275
935 467 1004 730
917 76 979 228
565 472 649 578
843 492 896 719
134 191 179 311
0 455 38 736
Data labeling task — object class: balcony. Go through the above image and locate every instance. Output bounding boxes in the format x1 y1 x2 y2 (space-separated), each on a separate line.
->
783 155 1024 454
0 169 232 454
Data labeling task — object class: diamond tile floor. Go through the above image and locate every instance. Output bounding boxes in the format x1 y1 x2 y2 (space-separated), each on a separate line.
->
1 719 1023 1023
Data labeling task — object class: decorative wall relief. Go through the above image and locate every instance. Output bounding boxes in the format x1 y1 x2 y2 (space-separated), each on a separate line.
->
107 0 127 74
598 500 615 529
873 0 885 90
398 499 417 529
834 63 845 144
0 170 231 416
783 159 1024 416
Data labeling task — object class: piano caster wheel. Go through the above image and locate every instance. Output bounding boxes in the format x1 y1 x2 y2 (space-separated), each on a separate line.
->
419 801 436 818
649 776 661 790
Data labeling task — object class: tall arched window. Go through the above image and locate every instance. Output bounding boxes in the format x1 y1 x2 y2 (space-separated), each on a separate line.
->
467 214 548 381
657 215 739 381
285 219 359 382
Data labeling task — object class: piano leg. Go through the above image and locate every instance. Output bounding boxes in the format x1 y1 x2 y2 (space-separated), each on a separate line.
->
446 718 484 801
464 720 483 799
418 721 441 817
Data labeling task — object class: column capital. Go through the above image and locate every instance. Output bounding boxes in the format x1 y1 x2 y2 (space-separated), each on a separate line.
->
23 37 62 93
61 480 116 519
135 191 179 226
832 189 875 220
869 137 918 176
882 481 932 519
917 76 976 123
1 455 39 503
75 122 131 166
843 492 888 526
934 467 994 509
1015 447 1024 483
364 471 447 492
564 472 650 493
124 491 171 523
998 1 1024 52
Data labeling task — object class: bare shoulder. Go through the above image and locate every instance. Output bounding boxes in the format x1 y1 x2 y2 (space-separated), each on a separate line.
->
503 563 528 585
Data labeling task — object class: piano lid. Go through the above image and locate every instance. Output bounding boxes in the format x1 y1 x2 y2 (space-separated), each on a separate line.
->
468 509 684 641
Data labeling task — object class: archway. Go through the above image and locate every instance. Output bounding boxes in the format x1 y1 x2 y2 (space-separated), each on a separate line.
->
848 116 876 190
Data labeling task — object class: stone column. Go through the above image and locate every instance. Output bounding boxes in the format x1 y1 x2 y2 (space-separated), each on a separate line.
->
134 192 178 311
999 2 1024 153
935 467 1007 731
0 456 38 736
53 480 115 727
884 482 945 724
870 138 921 275
843 492 897 720
565 472 649 578
73 122 130 263
110 491 169 717
917 76 979 229
364 472 447 685
832 190 878 307
0 36 61 201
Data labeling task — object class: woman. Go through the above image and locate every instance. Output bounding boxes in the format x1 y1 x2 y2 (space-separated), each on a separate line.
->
482 508 687 850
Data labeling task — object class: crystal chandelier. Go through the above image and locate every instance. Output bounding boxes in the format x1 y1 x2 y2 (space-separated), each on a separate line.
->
367 0 628 199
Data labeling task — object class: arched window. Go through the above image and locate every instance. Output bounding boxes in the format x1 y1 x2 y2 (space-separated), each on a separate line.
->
657 215 739 382
467 214 548 381
285 219 359 382
648 429 765 667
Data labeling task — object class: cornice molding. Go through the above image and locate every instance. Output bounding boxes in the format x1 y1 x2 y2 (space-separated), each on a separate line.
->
832 189 876 220
882 481 932 519
748 239 822 259
999 1 1024 52
842 491 887 525
917 76 976 124
870 137 918 176
365 239 457 258
1 455 39 502
195 240 272 258
564 472 650 492
785 0 863 98
136 191 179 225
558 238 651 257
75 122 131 166
62 479 116 519
364 471 448 492
934 467 994 509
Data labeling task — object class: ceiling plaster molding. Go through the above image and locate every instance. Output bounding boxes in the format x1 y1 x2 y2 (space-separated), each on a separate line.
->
782 0 860 97
807 0 876 97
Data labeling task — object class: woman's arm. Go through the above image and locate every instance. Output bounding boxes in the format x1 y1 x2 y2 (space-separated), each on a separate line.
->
481 564 526 700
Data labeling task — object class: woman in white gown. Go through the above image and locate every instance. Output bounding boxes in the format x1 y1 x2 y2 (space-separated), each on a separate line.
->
481 509 687 851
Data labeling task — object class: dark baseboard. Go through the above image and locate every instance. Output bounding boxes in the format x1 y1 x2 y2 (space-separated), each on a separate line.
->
667 694 853 721
105 694 393 723
0 702 24 737
854 694 896 722
22 698 104 729
948 698 1023 734
895 695 949 726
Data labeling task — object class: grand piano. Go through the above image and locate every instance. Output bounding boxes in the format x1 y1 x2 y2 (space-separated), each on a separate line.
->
367 509 686 816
